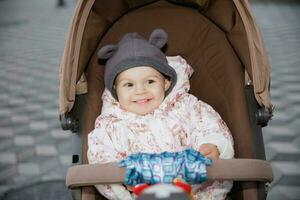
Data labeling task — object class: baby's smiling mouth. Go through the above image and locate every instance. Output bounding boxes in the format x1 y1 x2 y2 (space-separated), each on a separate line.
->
134 98 152 104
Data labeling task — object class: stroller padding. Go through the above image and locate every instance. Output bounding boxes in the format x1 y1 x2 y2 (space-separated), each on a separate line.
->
66 159 273 189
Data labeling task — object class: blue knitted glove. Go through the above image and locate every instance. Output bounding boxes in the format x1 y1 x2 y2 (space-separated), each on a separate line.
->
119 148 212 186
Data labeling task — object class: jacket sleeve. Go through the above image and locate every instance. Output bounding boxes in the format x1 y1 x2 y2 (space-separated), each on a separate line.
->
87 117 133 200
187 95 234 159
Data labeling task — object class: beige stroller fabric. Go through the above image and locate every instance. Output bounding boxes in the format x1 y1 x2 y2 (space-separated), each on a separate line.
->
66 159 273 189
59 0 272 115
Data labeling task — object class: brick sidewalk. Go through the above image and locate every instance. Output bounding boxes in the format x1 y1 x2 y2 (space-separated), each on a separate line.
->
0 0 299 200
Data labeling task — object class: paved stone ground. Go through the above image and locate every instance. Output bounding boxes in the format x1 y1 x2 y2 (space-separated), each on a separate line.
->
0 0 75 199
0 0 299 199
252 3 300 200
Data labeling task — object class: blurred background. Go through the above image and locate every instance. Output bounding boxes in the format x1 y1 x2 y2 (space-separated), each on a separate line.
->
0 0 299 199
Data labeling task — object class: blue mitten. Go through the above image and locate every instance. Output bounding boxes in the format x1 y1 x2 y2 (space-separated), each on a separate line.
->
119 148 212 186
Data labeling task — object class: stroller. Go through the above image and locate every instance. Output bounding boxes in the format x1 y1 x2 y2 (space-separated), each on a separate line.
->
59 0 274 199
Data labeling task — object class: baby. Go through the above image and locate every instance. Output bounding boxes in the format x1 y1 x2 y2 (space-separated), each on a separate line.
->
87 29 234 200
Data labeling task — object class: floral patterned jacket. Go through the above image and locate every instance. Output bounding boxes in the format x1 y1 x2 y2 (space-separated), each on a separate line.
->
87 56 234 200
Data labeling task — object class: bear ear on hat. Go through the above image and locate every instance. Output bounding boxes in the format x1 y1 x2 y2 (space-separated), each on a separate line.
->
148 29 168 49
98 44 118 59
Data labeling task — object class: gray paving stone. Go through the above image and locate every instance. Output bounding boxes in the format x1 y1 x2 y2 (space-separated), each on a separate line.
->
10 105 28 114
0 118 12 127
47 121 61 129
41 170 64 182
0 185 10 197
272 162 300 186
10 115 30 124
270 89 283 99
29 121 48 131
43 109 58 119
38 157 60 174
1 180 73 200
267 188 287 200
284 83 300 93
43 108 59 117
13 125 30 135
50 129 72 139
267 186 300 200
0 139 14 152
0 93 9 100
14 136 34 146
34 132 53 143
8 98 26 107
268 100 287 112
10 175 41 188
266 142 300 161
18 163 40 176
59 155 72 166
263 126 297 142
6 85 24 94
24 104 42 113
292 135 300 148
0 128 14 138
35 145 57 156
0 153 17 164
56 140 73 154
269 112 292 126
278 74 300 84
289 119 300 132
286 93 300 105
15 147 35 162
0 165 17 182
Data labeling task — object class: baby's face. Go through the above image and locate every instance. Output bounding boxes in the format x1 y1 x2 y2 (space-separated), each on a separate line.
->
115 66 171 115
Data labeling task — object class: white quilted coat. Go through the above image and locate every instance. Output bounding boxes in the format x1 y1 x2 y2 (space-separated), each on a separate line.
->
88 56 234 200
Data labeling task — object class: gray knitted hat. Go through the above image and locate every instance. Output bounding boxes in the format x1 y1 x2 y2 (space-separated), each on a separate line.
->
98 29 177 99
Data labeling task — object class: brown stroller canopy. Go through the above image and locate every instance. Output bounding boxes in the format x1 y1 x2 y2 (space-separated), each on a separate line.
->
59 0 271 115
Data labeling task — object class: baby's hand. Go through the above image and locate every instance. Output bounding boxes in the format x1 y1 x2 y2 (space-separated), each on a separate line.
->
199 143 220 160
125 185 133 192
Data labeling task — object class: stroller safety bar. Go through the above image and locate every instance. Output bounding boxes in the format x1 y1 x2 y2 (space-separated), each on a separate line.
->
66 159 273 189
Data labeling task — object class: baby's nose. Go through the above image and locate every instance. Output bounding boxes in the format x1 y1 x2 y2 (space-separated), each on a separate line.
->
135 84 146 94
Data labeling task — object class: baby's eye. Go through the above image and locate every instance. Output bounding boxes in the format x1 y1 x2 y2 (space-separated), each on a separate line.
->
147 80 155 84
123 83 133 87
